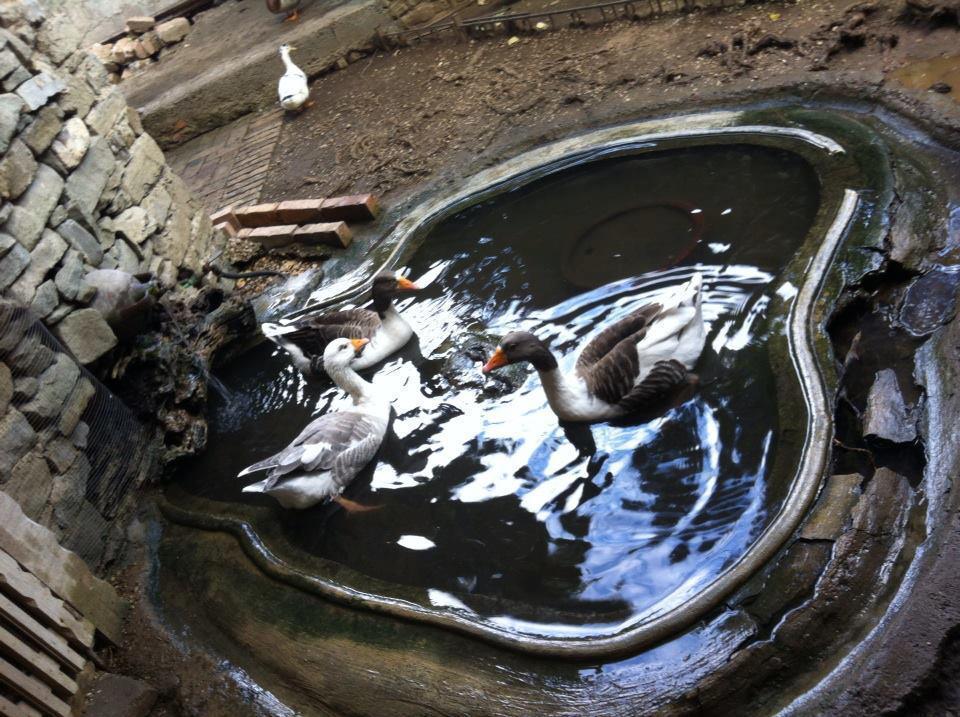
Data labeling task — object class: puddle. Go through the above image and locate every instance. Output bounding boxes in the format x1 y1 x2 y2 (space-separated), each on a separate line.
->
172 144 822 635
891 54 960 100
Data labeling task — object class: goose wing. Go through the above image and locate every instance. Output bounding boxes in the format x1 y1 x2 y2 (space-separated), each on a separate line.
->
576 302 663 370
283 309 382 357
238 409 384 492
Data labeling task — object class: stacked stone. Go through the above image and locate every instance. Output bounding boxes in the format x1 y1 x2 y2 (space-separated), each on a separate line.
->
0 299 150 569
0 4 226 366
89 16 192 84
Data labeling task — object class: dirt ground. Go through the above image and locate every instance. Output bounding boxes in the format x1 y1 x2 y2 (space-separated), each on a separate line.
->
259 0 960 207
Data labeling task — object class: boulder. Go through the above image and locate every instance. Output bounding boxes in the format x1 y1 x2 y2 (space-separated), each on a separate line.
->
4 165 65 250
5 451 53 522
54 250 85 301
0 49 20 80
59 376 94 435
0 138 37 200
29 279 58 318
85 87 126 138
48 116 90 171
863 369 916 444
15 71 67 111
54 308 117 364
155 17 190 44
58 73 95 118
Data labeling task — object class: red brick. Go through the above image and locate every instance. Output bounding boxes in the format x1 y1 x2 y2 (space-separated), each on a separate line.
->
244 225 298 248
293 221 353 248
277 198 326 225
319 194 380 223
210 207 240 232
234 203 280 228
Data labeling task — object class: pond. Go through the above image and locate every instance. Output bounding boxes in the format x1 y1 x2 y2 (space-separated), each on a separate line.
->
174 142 822 638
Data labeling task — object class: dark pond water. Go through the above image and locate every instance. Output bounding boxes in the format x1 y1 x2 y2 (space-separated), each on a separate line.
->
175 144 821 636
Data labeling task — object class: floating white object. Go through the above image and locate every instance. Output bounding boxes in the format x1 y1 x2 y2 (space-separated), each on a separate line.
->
397 534 436 551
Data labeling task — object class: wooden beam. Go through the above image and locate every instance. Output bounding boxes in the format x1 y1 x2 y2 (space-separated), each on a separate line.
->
0 658 70 717
0 550 94 651
0 595 84 674
0 692 42 717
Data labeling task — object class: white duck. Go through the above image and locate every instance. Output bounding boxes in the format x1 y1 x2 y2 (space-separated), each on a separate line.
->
262 272 421 378
277 43 310 112
483 273 707 422
239 337 390 510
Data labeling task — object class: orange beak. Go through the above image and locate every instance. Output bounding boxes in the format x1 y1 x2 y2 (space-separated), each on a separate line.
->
350 338 369 355
482 346 509 374
396 276 420 291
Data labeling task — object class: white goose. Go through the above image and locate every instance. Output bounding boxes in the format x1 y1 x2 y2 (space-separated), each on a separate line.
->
483 273 707 422
277 43 310 112
262 272 421 378
239 337 390 510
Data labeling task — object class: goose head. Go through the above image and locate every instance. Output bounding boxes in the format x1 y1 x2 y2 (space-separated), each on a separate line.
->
370 271 420 311
483 331 558 373
278 42 296 56
322 337 369 372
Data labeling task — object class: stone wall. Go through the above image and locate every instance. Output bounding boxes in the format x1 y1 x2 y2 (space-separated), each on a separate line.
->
0 1 226 571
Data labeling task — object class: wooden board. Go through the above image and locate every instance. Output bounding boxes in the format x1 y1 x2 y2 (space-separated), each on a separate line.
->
0 550 94 650
0 692 42 717
0 596 83 674
0 658 69 717
0 625 76 697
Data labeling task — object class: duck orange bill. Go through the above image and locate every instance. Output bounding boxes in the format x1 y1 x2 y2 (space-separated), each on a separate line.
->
482 347 508 374
350 338 369 353
396 277 420 291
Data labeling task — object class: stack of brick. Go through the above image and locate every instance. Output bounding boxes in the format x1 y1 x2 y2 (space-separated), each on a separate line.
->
212 194 380 250
88 16 192 84
0 4 228 367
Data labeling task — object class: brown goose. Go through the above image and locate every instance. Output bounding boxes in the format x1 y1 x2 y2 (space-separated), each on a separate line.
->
483 273 706 422
263 272 420 377
266 0 302 22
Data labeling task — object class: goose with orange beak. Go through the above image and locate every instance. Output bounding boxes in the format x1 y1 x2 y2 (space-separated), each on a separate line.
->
483 273 707 422
240 337 390 510
263 271 421 378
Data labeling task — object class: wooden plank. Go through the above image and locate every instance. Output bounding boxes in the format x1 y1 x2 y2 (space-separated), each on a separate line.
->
0 550 95 650
0 692 42 717
0 625 77 697
0 493 126 644
0 595 84 673
0 658 70 717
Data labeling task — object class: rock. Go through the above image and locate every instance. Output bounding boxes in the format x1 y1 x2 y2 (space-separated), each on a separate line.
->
899 269 960 337
71 421 88 449
59 376 94 434
20 352 80 425
155 17 190 44
8 229 67 306
137 31 161 58
7 333 54 377
20 103 63 154
142 182 171 227
125 107 143 136
29 279 58 318
46 302 75 324
863 369 916 444
126 16 157 34
2 66 30 93
54 250 85 301
113 206 156 245
0 242 29 291
56 217 103 265
0 362 10 414
73 53 110 94
36 13 81 64
12 376 37 402
0 138 37 199
85 87 126 137
0 233 13 258
58 73 95 118
4 452 53 522
110 37 138 65
15 71 67 111
0 408 37 475
84 673 158 717
930 82 952 94
0 92 23 153
63 137 113 215
106 115 136 152
48 116 89 171
801 473 863 540
3 164 65 250
54 308 117 364
44 436 78 473
0 49 20 80
88 43 113 65
121 133 164 202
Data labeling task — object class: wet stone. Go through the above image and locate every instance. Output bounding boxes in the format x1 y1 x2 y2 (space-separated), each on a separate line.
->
801 473 863 540
742 541 833 626
863 369 916 444
899 268 960 337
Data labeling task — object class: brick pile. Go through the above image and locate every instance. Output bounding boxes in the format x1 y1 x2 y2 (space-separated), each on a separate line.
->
88 16 192 84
